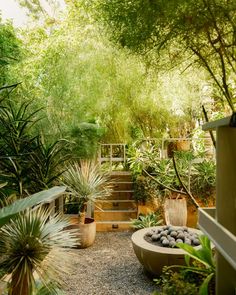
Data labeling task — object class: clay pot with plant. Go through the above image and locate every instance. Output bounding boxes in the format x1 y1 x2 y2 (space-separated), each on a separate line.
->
145 154 201 227
62 160 112 248
128 144 202 226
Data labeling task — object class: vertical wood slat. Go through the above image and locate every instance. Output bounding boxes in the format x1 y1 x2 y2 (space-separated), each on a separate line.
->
216 127 236 294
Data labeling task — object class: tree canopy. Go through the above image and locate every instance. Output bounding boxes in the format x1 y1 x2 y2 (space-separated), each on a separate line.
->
10 2 206 145
98 0 236 112
0 1 218 153
0 18 21 86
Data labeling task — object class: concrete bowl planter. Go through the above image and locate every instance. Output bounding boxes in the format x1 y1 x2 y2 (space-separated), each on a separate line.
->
131 226 202 276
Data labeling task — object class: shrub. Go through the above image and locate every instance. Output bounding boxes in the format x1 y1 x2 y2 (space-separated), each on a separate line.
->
191 159 216 204
154 267 200 295
133 175 161 204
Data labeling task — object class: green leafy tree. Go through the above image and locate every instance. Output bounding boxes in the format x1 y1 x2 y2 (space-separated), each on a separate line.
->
10 1 207 145
71 122 104 159
98 0 236 112
0 18 21 86
18 0 65 22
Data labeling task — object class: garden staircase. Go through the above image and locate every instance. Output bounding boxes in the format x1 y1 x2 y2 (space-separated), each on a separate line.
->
94 171 137 231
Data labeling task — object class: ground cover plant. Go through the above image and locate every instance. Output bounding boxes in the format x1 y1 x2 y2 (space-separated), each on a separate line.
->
154 235 216 294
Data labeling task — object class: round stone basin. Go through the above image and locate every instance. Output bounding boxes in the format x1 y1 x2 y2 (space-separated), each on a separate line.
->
131 226 202 276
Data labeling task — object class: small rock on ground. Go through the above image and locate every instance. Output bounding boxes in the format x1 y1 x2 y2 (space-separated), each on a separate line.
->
62 232 156 295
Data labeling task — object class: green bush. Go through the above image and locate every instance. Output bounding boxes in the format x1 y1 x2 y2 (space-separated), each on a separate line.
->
0 97 71 197
70 122 104 159
155 235 216 295
154 267 200 295
133 175 161 203
129 141 216 205
191 159 216 203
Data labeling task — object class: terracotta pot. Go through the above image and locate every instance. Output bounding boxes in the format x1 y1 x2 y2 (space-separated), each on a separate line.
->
187 204 198 228
176 140 191 151
66 217 96 248
164 196 187 226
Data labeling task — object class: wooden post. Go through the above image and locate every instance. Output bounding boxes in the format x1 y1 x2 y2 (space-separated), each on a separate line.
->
58 195 64 214
48 200 55 217
216 126 236 294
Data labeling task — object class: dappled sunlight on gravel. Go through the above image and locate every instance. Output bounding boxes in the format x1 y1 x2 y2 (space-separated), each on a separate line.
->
62 232 156 295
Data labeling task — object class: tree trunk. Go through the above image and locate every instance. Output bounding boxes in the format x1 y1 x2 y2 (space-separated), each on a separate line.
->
10 269 31 295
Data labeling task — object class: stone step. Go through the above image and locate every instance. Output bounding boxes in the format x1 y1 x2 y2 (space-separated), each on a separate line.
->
96 221 134 232
94 209 137 222
95 200 137 210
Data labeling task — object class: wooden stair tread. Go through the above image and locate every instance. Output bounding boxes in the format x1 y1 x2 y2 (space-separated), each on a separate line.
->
96 221 133 224
112 190 134 192
110 171 131 175
95 170 135 231
96 199 136 203
111 181 132 183
94 209 137 212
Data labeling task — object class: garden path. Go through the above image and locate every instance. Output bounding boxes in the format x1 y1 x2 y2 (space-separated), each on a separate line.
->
62 232 156 295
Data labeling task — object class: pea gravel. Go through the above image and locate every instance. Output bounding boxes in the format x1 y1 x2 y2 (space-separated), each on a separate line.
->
62 232 156 295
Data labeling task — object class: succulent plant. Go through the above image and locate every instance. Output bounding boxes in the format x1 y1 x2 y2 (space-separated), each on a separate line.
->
131 212 163 229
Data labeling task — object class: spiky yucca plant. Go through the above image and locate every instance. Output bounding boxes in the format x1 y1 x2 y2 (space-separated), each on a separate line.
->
62 160 112 221
0 207 77 295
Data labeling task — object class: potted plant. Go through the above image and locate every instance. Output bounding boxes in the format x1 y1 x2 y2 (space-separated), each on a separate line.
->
128 143 198 226
62 160 112 248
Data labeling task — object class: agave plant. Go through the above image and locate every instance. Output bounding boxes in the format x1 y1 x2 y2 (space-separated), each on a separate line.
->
131 212 163 229
62 160 112 222
0 207 76 295
0 96 72 197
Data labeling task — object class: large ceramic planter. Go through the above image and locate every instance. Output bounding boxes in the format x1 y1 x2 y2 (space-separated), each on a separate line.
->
131 226 202 276
164 196 187 226
66 217 96 248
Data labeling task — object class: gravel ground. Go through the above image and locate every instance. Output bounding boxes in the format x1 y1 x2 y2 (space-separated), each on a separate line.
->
62 232 156 295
